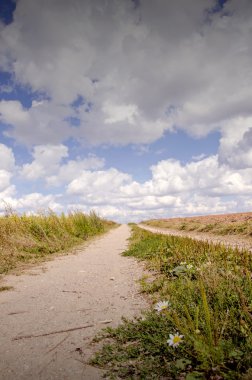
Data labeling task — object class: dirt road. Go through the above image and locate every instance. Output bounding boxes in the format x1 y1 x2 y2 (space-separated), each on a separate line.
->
0 225 148 380
138 224 252 252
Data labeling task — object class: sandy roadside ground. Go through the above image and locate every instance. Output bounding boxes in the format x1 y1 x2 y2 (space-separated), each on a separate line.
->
0 225 148 380
138 224 252 252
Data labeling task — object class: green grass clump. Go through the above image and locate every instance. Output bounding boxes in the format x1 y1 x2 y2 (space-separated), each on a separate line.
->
91 226 252 379
0 210 115 275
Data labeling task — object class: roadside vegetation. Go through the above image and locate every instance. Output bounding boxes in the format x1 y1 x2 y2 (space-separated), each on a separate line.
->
143 212 252 239
0 209 116 276
91 226 252 379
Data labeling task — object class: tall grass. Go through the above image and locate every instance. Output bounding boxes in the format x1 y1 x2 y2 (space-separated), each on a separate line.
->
0 210 115 275
91 226 252 379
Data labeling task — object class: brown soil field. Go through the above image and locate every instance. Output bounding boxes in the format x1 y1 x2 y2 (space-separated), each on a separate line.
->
144 212 252 233
168 211 252 225
142 212 252 245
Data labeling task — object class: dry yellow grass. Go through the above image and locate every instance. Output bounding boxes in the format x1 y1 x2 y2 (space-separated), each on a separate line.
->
0 210 116 276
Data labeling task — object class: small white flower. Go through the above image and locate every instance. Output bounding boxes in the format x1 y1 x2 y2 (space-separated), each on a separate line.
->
180 261 187 265
167 332 184 347
186 264 193 270
154 300 170 312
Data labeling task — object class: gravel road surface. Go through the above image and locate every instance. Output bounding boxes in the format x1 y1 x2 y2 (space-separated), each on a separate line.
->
0 225 148 380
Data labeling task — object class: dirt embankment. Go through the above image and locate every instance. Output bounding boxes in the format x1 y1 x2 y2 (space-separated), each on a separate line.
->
141 212 252 252
139 223 252 252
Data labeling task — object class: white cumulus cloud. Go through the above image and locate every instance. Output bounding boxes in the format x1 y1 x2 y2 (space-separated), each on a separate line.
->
0 0 251 148
0 0 252 221
0 143 15 171
21 144 68 180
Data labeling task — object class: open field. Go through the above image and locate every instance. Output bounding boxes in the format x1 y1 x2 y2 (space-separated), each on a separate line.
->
91 226 252 379
0 210 116 276
143 212 252 238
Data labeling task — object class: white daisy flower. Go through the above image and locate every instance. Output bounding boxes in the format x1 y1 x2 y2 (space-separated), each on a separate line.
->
154 300 170 312
167 332 184 347
186 264 193 270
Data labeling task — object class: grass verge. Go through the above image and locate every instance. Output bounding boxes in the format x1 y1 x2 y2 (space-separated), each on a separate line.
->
0 210 116 275
90 226 252 379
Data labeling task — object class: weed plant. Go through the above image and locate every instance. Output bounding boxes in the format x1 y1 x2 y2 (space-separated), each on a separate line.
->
0 210 115 274
91 226 252 379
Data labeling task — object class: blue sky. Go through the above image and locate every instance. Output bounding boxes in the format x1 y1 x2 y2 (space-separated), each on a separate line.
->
0 0 252 222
